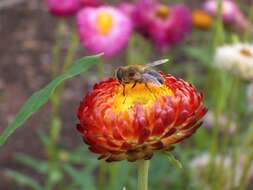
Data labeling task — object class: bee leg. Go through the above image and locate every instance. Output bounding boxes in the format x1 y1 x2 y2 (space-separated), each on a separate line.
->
131 82 137 89
144 83 152 93
123 85 128 104
123 95 127 104
123 84 126 96
145 83 157 98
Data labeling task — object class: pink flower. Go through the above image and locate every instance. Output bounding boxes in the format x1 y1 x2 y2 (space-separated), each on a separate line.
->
132 0 192 47
233 11 251 32
118 2 137 21
76 6 133 57
203 0 250 31
203 0 239 23
80 0 102 7
47 0 81 17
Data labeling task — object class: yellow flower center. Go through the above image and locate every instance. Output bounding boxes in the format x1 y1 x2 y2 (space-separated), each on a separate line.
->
240 48 252 57
96 11 113 35
155 4 170 20
112 83 173 113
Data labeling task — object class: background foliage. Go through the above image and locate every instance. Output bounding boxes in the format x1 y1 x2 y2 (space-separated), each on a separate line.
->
0 0 253 190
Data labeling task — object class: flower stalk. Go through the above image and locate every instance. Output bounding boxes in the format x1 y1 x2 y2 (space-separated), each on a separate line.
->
108 163 119 190
98 161 106 190
47 29 79 190
51 21 65 78
137 160 150 190
238 149 253 190
213 0 225 47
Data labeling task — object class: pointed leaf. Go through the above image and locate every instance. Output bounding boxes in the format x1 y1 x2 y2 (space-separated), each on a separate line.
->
182 46 213 67
5 169 43 190
38 130 50 146
166 152 183 169
0 54 102 146
63 164 96 190
15 154 48 174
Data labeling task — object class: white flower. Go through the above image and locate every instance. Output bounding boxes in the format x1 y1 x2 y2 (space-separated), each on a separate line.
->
204 111 237 134
214 43 253 80
190 153 253 190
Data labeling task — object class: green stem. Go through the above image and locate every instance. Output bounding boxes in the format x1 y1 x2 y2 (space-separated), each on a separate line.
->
108 163 119 190
237 119 253 189
230 130 239 189
238 149 253 190
61 31 79 72
213 0 225 48
98 161 106 190
208 72 232 189
51 21 66 78
217 77 239 189
242 121 253 148
137 160 150 190
49 30 78 145
46 29 79 190
56 31 79 95
243 3 253 42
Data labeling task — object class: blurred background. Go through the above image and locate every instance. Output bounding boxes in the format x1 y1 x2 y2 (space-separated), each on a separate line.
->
0 0 253 189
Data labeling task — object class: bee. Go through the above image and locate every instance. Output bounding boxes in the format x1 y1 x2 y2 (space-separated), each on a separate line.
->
115 59 169 96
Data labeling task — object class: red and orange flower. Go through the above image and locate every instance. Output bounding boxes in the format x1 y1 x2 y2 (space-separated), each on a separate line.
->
77 73 207 162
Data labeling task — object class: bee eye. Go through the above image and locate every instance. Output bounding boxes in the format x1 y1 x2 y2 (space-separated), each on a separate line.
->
116 68 123 81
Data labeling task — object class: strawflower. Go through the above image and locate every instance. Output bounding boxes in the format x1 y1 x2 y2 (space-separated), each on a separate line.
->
203 0 239 23
214 43 253 80
46 0 81 17
192 9 213 30
190 153 253 190
79 0 101 7
77 70 207 162
204 111 237 134
76 6 133 57
132 0 192 47
203 0 251 31
118 2 137 25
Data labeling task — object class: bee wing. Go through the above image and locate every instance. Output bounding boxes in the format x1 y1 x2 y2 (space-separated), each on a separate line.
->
141 73 163 86
144 59 169 69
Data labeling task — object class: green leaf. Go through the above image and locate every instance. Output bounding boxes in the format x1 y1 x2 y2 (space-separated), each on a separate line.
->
63 164 96 190
38 130 50 146
166 152 183 169
5 169 43 190
0 54 102 146
15 154 48 174
182 46 213 67
65 146 97 164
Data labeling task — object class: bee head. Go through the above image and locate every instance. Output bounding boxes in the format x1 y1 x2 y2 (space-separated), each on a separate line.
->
115 66 141 84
